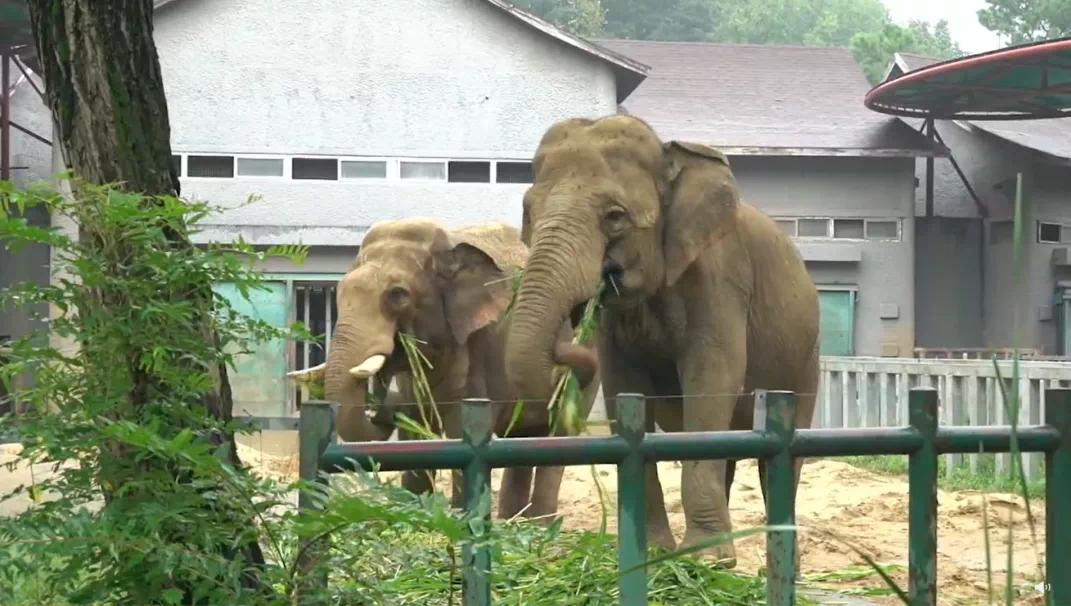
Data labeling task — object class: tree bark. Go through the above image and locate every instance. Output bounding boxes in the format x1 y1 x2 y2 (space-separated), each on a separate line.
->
25 0 265 593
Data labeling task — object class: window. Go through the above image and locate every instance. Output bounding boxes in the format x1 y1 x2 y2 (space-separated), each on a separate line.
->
341 160 387 179
775 219 796 236
866 220 899 240
1039 221 1063 244
171 155 182 176
187 155 234 178
400 160 446 180
497 161 533 183
798 218 830 237
237 157 284 177
833 219 865 239
293 281 339 408
448 161 491 183
293 157 338 180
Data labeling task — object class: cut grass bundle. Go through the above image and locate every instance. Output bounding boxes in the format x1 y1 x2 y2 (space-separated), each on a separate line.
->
547 280 606 437
395 332 444 440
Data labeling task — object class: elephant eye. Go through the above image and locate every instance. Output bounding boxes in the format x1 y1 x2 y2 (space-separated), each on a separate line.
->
605 207 629 230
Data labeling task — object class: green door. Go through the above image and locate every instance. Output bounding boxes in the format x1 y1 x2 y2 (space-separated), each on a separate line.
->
818 290 855 356
213 281 290 418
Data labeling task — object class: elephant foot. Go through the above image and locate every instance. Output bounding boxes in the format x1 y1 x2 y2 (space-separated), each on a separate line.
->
679 529 737 569
522 509 561 527
647 527 677 553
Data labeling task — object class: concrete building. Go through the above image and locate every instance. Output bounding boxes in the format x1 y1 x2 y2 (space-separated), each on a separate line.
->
2 1 945 420
888 53 1071 357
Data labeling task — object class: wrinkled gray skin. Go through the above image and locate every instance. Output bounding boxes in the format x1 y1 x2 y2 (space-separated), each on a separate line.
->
306 218 600 521
503 115 820 568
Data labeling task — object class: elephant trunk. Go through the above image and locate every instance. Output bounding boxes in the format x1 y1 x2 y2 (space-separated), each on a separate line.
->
506 213 603 402
324 322 395 442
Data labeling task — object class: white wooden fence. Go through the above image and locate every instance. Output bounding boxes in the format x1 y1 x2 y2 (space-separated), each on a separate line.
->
817 356 1071 481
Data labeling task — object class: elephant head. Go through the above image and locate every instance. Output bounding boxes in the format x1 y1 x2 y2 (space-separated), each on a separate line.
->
505 114 740 399
292 218 526 441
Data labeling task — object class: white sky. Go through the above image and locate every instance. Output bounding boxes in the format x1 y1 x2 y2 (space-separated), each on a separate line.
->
880 0 1004 53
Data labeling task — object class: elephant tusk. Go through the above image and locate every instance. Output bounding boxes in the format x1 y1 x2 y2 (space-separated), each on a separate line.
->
287 362 326 383
349 354 386 379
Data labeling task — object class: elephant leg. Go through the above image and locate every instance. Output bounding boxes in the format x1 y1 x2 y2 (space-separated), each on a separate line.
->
498 466 534 520
676 329 747 569
398 427 437 494
525 465 565 525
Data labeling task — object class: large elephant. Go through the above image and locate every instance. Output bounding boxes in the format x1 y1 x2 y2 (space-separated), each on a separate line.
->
289 218 600 522
503 114 820 567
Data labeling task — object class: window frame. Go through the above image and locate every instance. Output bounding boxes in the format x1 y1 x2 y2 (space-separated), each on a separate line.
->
773 216 902 242
340 157 392 181
398 158 448 182
235 154 287 179
185 153 236 179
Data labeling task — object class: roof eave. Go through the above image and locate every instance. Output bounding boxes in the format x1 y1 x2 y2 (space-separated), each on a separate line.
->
713 146 947 158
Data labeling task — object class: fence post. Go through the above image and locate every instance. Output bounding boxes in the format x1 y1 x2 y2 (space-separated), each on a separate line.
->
615 393 647 606
1045 388 1071 605
461 398 493 606
295 399 336 602
757 389 798 606
908 388 938 606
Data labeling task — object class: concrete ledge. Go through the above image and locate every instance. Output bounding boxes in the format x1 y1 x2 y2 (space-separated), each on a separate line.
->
797 242 863 263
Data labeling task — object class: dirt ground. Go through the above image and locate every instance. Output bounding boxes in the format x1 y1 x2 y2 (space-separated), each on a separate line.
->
1 441 1047 604
236 443 1049 605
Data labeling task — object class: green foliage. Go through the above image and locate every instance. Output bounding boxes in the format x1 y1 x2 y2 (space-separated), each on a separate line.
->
978 0 1071 45
518 0 965 85
850 20 964 83
0 178 317 604
512 0 606 37
711 0 888 47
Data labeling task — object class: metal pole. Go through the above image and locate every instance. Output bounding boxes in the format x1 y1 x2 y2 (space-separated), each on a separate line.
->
461 398 492 606
615 393 647 605
1045 388 1071 605
925 119 935 217
908 388 938 606
758 390 798 605
295 399 335 602
2 50 11 182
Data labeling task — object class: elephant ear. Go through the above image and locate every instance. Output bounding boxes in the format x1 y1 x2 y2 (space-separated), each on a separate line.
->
437 224 527 345
660 140 741 286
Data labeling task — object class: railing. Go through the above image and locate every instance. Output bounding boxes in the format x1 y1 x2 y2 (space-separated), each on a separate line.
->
818 356 1071 481
295 387 1071 606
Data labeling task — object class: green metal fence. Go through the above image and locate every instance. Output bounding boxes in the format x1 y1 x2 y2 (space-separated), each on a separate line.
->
296 387 1071 606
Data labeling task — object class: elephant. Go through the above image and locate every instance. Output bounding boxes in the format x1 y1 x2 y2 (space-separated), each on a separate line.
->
287 217 600 523
502 114 820 568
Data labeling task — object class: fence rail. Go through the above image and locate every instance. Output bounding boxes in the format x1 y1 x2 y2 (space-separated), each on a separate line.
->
817 356 1071 481
296 387 1071 606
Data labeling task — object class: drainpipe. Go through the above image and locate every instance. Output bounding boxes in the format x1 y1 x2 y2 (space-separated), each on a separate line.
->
1 50 10 182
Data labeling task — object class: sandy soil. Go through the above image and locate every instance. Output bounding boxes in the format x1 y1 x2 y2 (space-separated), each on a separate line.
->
233 443 1049 605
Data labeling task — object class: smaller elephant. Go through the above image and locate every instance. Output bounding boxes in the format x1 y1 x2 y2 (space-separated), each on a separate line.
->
288 218 600 523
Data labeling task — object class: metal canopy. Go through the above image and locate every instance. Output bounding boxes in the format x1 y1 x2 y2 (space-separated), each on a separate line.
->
865 37 1071 121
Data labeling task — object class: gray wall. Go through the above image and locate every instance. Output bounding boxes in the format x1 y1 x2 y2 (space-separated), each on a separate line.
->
2 73 53 387
730 155 918 357
146 0 619 247
914 217 984 349
908 116 1071 354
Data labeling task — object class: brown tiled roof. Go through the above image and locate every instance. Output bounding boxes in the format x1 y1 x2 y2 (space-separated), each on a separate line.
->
896 52 1071 161
597 39 937 156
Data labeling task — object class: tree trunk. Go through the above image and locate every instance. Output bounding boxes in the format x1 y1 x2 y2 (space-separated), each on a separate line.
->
25 0 265 592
